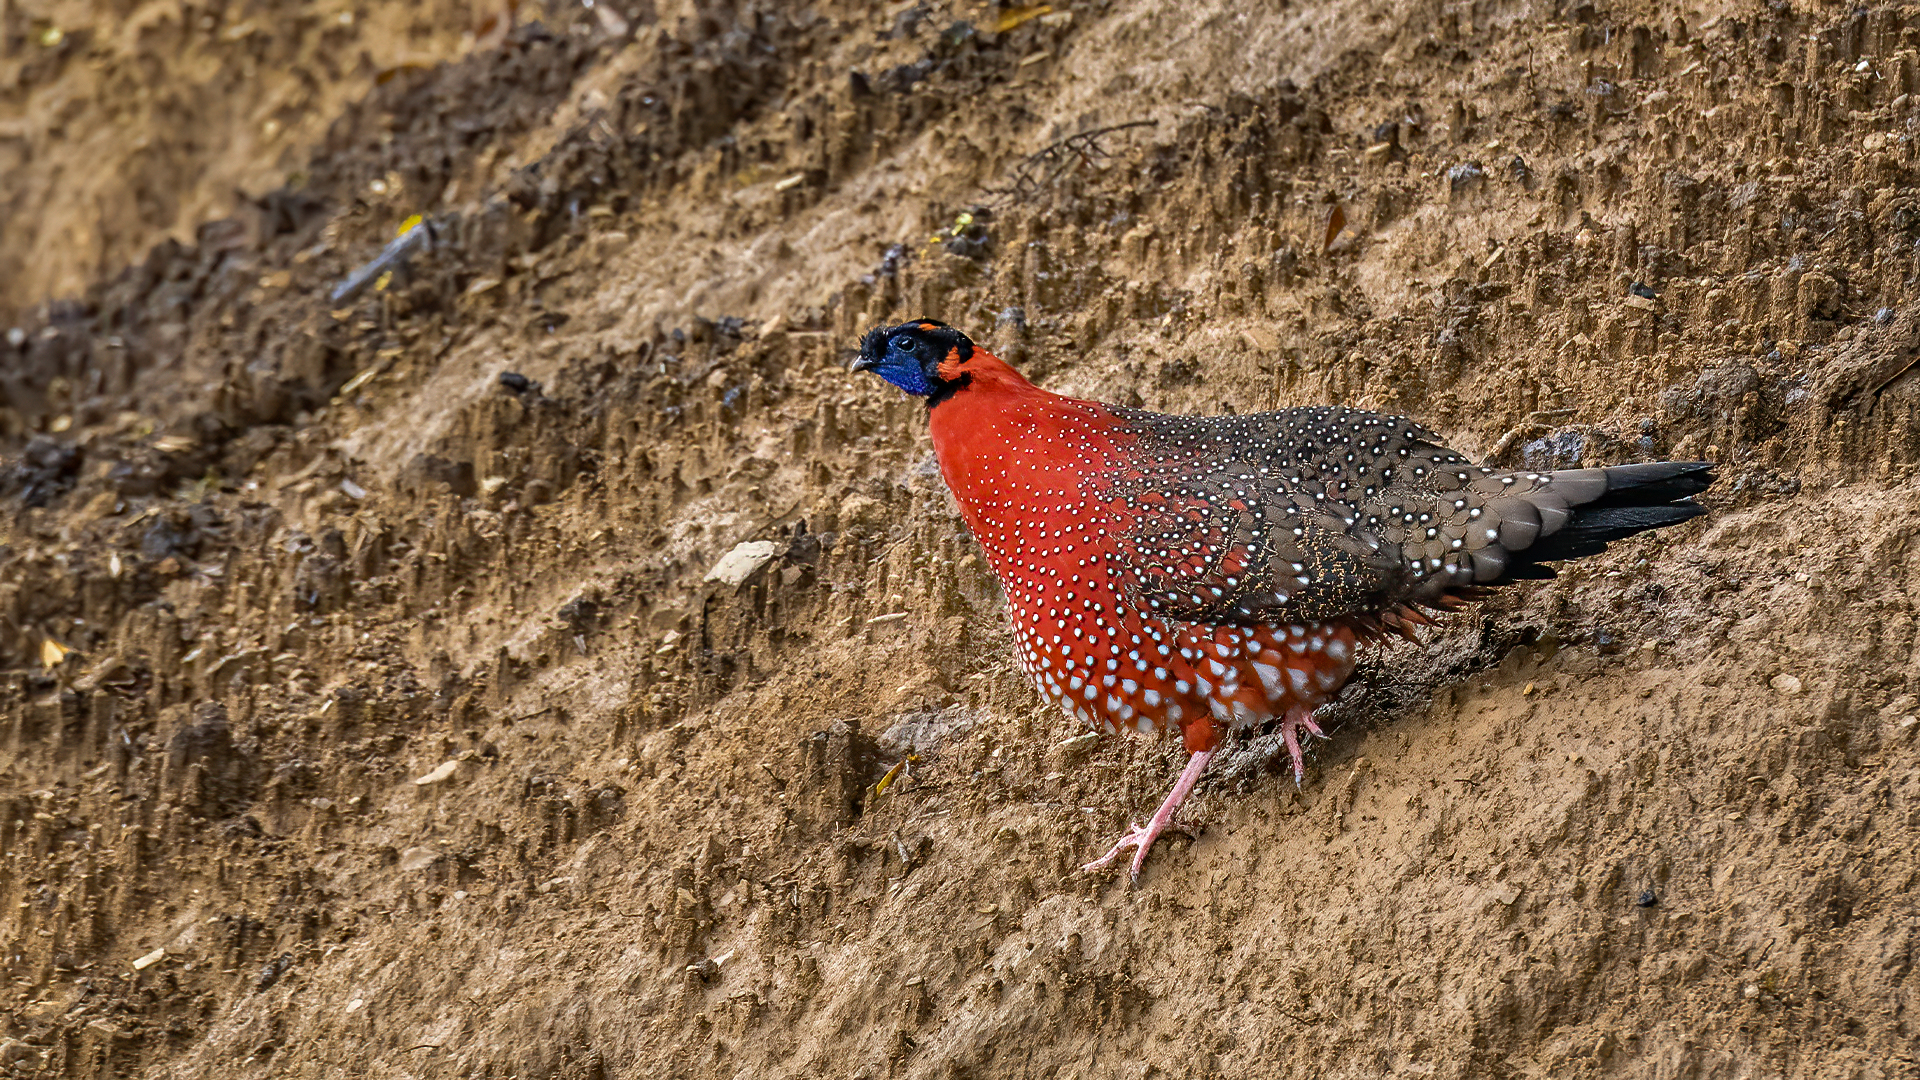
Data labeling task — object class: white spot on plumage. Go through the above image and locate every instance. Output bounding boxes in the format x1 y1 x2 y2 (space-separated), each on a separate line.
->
1252 662 1284 699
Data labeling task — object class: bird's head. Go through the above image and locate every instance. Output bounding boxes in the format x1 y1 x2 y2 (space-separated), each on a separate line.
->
852 319 978 405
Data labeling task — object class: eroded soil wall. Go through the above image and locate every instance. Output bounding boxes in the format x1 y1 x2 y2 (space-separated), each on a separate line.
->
4 1 1920 1077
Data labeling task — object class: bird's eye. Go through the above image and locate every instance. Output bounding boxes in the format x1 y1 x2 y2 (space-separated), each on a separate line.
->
891 335 917 354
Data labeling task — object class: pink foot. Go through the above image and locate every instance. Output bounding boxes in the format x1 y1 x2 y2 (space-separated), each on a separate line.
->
1082 749 1215 883
1081 819 1182 881
1279 707 1325 785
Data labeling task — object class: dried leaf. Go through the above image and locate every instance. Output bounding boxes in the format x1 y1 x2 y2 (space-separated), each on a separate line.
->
1323 204 1346 252
336 367 380 397
40 638 70 668
992 4 1053 33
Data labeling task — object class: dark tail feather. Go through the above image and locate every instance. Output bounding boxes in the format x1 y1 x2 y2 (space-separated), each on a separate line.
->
1525 502 1708 562
1569 461 1715 509
1521 461 1714 565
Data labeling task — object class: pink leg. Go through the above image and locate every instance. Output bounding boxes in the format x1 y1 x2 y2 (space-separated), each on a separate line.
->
1082 749 1215 883
1279 706 1325 785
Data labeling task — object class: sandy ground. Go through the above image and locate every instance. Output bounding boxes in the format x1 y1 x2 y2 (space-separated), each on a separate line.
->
4 0 1920 1076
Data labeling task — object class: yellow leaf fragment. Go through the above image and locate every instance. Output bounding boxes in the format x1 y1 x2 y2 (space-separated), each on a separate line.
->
992 4 1052 33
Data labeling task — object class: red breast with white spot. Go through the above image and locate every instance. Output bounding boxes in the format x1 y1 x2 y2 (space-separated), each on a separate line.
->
930 353 1358 753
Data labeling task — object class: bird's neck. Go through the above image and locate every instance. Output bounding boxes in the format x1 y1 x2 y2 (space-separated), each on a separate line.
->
925 347 1042 405
926 349 1130 539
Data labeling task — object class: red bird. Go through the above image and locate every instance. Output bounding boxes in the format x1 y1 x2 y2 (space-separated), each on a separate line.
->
854 319 1711 880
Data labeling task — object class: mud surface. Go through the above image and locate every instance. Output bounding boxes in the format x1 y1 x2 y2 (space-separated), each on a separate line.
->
4 1 1920 1077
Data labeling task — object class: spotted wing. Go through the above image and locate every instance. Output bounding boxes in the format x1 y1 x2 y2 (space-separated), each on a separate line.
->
1100 404 1710 628
1101 406 1438 625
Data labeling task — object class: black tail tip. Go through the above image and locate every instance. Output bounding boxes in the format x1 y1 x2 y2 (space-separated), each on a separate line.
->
1603 461 1716 503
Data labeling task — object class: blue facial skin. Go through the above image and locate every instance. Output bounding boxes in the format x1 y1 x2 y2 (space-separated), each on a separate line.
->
853 319 977 406
853 326 936 396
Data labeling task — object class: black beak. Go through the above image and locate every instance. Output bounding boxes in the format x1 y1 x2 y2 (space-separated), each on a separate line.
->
850 354 880 372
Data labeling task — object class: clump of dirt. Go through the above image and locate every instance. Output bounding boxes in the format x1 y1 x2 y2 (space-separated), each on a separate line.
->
5 1 1920 1077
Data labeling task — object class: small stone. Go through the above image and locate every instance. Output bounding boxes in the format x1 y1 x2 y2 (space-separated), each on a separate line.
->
399 845 443 872
413 760 459 786
705 541 781 586
1447 161 1486 193
132 947 166 970
1769 673 1803 695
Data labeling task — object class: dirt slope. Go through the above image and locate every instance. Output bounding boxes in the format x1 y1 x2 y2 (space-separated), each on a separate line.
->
0 0 513 317
4 1 1920 1077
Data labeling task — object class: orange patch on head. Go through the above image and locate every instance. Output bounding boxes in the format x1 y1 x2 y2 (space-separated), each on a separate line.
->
918 322 940 331
936 346 967 380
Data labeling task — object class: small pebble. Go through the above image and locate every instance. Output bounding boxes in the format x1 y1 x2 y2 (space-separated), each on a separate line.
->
704 541 781 586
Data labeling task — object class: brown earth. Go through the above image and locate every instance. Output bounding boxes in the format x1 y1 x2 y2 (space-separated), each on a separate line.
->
3 0 1920 1076
0 0 517 317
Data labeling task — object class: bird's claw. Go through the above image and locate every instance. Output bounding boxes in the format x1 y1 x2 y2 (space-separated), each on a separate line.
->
1280 708 1326 788
1081 821 1194 884
1082 748 1216 881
